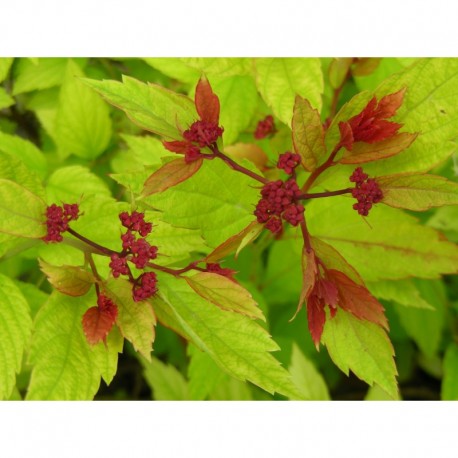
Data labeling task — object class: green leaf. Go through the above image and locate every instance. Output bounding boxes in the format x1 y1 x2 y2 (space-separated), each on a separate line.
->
45 165 112 203
255 58 323 126
144 58 200 84
442 342 458 400
83 75 197 140
187 344 226 400
0 274 32 399
0 58 13 83
141 356 189 400
14 280 49 319
182 58 252 78
38 259 96 297
394 279 446 358
378 174 458 211
0 179 46 238
307 196 458 281
365 383 401 400
211 75 258 145
105 278 156 360
184 272 265 320
146 159 259 247
55 60 112 159
27 292 102 400
0 150 45 199
367 279 434 310
209 378 253 400
0 131 47 179
370 58 458 174
154 273 301 398
322 309 398 399
91 326 123 386
292 96 326 171
12 58 69 95
0 88 14 110
289 343 330 400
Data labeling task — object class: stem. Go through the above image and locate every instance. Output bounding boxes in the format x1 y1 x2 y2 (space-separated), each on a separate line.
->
299 188 352 200
211 145 269 184
301 143 342 192
147 260 200 276
86 253 101 296
300 219 312 253
67 228 118 257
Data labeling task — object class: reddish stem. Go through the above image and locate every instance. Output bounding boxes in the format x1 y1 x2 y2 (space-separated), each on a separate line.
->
67 228 118 257
211 145 269 184
147 260 201 276
299 188 352 200
301 143 342 193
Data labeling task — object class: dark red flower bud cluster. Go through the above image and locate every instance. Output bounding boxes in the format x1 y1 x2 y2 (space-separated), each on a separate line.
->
206 262 236 280
163 120 224 164
277 152 301 175
109 211 159 301
254 115 276 139
43 203 80 243
254 179 304 233
133 272 158 302
350 167 383 216
183 120 224 147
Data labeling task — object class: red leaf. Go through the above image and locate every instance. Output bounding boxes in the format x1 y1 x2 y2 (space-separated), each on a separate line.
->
327 269 388 330
195 77 220 125
348 88 406 144
307 295 326 350
142 157 203 196
338 121 354 151
82 304 118 346
292 248 318 320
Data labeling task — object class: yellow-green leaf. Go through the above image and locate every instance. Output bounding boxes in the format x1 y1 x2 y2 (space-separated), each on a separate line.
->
185 272 265 320
378 173 458 211
322 309 398 399
39 259 96 296
255 58 323 126
292 96 326 171
105 278 156 360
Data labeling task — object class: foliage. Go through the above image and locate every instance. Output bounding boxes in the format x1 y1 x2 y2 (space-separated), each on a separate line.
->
0 57 457 400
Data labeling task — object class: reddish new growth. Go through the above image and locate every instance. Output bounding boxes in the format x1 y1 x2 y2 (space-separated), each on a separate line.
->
340 89 405 150
254 115 276 139
164 77 223 163
109 211 159 301
277 152 301 175
254 179 304 233
350 167 383 216
43 203 80 243
82 293 118 345
300 249 388 347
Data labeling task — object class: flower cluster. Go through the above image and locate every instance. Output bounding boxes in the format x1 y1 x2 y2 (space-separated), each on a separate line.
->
254 115 276 139
254 179 304 233
133 272 158 302
277 152 301 175
350 167 383 216
206 262 236 280
43 203 80 243
163 77 224 163
109 211 159 301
